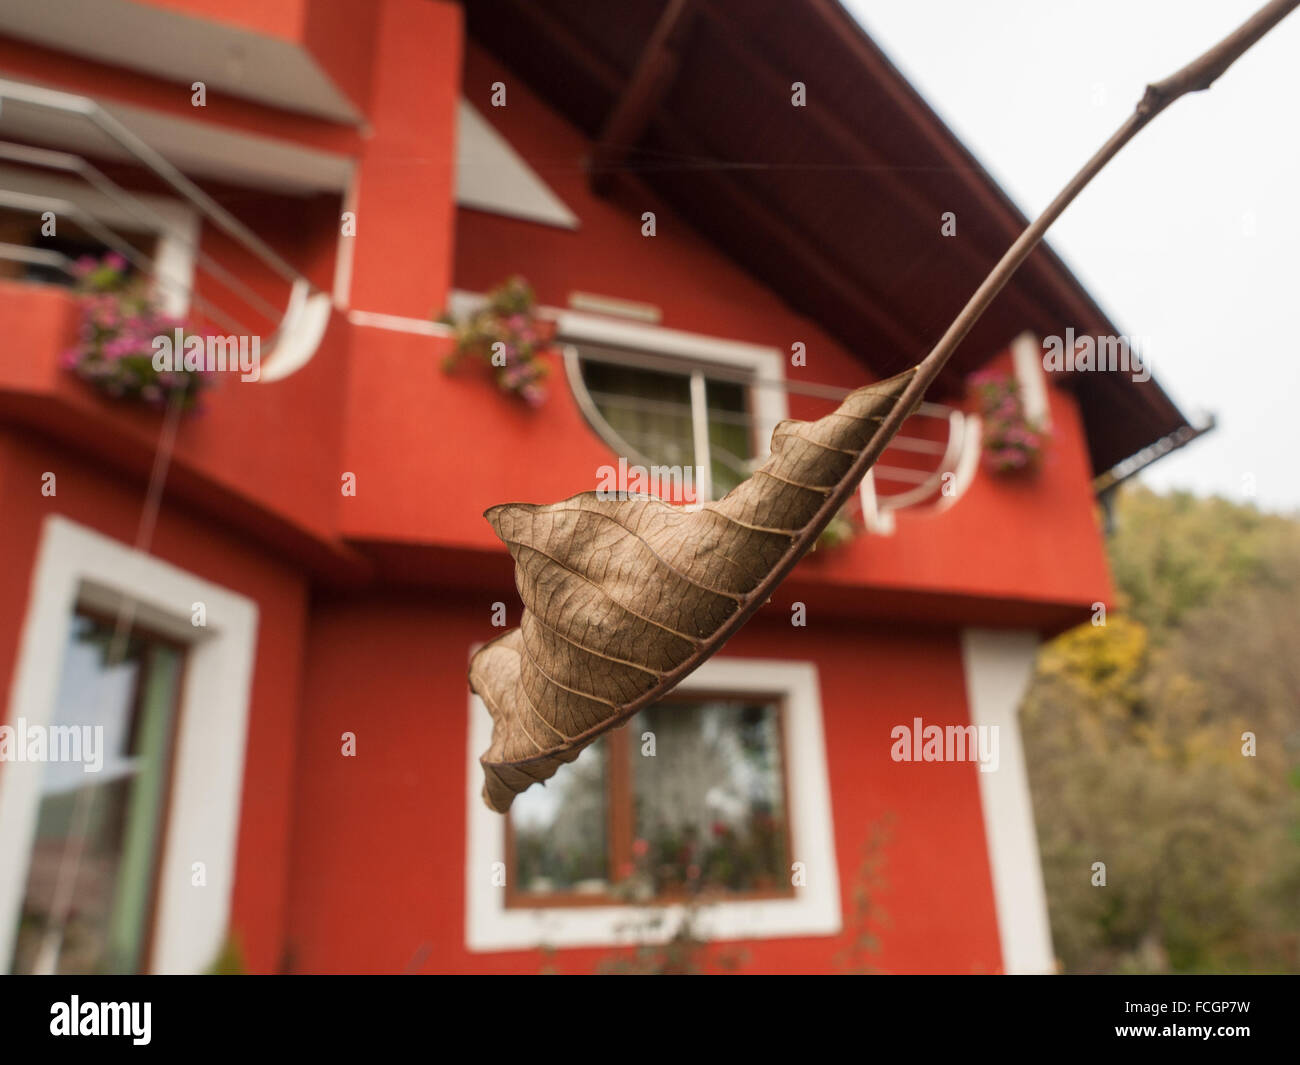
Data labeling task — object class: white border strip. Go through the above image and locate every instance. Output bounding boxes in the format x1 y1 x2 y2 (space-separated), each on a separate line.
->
1011 331 1051 428
347 308 453 336
960 627 1054 975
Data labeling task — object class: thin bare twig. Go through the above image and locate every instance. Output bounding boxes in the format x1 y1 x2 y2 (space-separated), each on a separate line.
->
650 0 1299 713
862 0 1300 482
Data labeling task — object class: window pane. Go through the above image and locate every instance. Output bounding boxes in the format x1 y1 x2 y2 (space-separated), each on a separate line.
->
509 736 609 896
575 351 759 503
579 358 695 470
706 377 754 497
631 699 788 896
10 612 181 974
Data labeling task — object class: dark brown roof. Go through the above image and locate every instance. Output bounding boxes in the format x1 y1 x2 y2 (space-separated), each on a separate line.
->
464 0 1193 475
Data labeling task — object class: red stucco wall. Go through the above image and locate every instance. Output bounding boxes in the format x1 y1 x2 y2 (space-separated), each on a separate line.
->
285 595 1002 974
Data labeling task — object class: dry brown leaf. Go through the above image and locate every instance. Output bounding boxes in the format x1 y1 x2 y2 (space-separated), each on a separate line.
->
469 366 917 812
469 0 1298 808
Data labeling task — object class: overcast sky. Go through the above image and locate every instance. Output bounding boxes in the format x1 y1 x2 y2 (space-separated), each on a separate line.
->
847 0 1300 512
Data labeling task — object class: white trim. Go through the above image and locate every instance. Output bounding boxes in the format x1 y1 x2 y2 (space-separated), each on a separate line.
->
567 292 661 324
0 163 198 316
456 101 578 229
929 413 983 517
858 470 894 535
688 369 714 503
465 656 841 952
331 170 360 310
960 628 1054 975
1011 331 1051 428
347 308 453 337
0 516 259 974
257 279 333 384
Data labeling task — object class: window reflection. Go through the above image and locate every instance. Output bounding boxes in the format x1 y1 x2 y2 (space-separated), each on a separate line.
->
507 697 789 904
510 738 609 896
632 700 787 896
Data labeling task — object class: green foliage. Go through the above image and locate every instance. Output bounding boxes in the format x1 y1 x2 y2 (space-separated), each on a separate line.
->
1107 487 1295 632
593 900 747 975
814 504 860 551
834 816 893 975
589 834 752 975
1023 486 1300 973
438 276 554 406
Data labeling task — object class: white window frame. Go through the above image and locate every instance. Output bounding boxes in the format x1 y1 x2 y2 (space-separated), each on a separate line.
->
464 656 841 952
0 516 258 974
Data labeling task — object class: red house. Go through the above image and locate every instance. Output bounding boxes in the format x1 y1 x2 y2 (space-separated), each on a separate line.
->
0 0 1196 974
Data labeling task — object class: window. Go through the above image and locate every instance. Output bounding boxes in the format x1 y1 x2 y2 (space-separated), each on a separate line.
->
441 292 790 504
507 695 791 906
575 346 757 500
10 611 183 975
466 656 841 951
0 516 258 974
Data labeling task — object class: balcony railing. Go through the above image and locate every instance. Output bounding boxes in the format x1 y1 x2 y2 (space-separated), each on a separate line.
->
0 77 330 380
564 344 981 533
